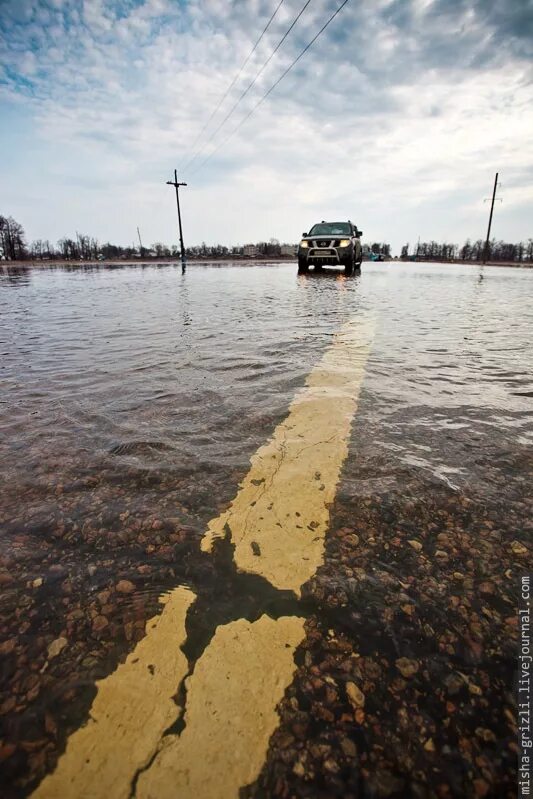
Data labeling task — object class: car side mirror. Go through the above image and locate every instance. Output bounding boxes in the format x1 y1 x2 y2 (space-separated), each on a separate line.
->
357 231 362 237
302 232 308 237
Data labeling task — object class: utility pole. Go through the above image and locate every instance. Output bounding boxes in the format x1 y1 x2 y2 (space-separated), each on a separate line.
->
482 172 501 264
166 169 187 272
137 226 144 258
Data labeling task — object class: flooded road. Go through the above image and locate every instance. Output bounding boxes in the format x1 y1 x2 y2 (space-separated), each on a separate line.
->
1 262 531 798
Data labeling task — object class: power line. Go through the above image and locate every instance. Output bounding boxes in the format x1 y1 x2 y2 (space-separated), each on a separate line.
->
189 0 350 178
182 0 313 175
182 0 314 175
178 0 286 173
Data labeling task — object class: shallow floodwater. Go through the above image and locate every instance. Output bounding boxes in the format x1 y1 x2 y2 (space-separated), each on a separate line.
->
0 261 531 798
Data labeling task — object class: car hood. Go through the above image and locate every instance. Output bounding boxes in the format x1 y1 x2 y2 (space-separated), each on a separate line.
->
303 234 348 242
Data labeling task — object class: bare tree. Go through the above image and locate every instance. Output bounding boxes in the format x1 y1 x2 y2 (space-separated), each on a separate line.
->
58 237 79 260
0 215 28 260
30 240 44 260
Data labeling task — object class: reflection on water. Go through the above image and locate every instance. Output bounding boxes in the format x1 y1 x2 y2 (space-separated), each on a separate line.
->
0 262 531 797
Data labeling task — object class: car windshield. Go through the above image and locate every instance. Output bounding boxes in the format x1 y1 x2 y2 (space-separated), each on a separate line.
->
309 222 351 236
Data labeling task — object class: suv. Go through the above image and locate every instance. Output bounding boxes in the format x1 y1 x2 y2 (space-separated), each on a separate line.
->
298 221 363 275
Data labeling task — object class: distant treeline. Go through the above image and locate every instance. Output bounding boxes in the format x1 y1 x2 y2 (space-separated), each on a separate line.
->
401 239 533 262
0 213 390 262
0 216 293 260
2 213 531 263
0 213 391 262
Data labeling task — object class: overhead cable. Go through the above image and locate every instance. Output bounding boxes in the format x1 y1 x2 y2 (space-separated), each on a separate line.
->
182 0 314 175
178 0 286 172
189 0 351 178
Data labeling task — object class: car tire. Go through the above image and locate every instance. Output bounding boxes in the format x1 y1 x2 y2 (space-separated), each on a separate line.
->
344 259 353 276
298 257 309 274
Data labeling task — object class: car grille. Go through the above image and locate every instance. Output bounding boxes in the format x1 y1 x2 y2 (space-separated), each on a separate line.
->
313 240 340 248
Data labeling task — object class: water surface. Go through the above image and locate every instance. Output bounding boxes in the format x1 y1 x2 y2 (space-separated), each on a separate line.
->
0 262 531 798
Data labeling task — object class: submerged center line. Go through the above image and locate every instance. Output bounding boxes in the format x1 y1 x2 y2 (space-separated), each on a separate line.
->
32 315 375 799
202 316 375 595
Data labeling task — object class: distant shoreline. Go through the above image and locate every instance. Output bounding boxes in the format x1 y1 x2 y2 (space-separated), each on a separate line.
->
1 256 293 267
1 257 532 269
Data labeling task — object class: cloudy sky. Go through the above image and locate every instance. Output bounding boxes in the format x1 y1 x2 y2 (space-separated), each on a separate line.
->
1 0 532 253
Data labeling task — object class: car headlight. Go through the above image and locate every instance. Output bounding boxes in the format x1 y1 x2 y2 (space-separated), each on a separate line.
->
339 239 350 247
299 240 309 248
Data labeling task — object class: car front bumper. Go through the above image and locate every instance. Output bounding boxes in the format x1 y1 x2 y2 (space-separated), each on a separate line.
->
299 244 354 265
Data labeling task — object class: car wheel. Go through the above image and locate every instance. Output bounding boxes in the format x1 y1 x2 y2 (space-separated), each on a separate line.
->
298 257 309 274
344 259 353 276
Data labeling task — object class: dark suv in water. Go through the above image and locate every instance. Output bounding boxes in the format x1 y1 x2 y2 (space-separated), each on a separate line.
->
298 220 363 275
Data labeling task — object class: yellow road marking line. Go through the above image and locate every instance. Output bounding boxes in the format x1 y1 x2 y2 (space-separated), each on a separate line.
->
202 317 374 594
136 615 305 799
32 315 374 799
32 587 195 799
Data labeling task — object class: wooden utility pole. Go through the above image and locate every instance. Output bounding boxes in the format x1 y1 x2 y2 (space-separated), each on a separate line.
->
482 172 500 264
166 170 187 271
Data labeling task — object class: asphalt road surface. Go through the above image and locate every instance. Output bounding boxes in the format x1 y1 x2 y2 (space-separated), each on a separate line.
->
0 261 531 798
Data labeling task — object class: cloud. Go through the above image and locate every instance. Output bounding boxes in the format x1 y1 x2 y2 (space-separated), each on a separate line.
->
0 0 532 251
